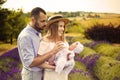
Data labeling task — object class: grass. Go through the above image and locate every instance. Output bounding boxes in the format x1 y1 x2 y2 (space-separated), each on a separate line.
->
0 42 17 56
68 14 120 29
65 33 84 37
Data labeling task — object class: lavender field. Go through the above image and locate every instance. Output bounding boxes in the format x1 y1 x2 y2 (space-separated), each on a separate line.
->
0 48 21 80
0 41 120 80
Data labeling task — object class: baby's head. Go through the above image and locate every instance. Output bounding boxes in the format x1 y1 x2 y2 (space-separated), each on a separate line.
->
69 41 84 54
69 42 78 50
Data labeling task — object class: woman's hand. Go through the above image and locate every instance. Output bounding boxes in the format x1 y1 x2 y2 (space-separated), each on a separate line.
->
51 41 65 55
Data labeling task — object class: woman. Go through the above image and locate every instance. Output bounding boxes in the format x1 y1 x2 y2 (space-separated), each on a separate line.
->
38 15 74 80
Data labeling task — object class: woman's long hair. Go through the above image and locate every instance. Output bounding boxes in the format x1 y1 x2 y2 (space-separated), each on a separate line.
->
46 21 65 43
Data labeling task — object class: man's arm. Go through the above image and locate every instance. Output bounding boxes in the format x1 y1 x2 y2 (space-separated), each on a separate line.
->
38 62 55 70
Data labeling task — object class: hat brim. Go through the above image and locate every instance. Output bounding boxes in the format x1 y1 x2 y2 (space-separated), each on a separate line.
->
45 18 69 30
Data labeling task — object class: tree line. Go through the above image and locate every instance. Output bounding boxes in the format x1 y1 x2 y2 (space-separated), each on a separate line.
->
0 0 27 44
0 0 102 44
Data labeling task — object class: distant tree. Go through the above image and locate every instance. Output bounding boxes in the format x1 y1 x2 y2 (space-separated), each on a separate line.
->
0 0 6 6
0 8 11 42
0 1 26 44
6 9 26 44
94 14 100 18
87 13 93 18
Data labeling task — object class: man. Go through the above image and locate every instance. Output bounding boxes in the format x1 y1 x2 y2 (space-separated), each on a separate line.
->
17 7 64 80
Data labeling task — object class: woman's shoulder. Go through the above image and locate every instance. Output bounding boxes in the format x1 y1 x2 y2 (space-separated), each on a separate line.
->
41 36 54 44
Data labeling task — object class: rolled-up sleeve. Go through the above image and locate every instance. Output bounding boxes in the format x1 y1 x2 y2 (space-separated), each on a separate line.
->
19 35 34 67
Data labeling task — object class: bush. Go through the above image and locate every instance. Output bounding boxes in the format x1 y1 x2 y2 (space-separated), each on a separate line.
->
93 43 120 59
79 47 96 58
85 23 120 43
93 56 120 80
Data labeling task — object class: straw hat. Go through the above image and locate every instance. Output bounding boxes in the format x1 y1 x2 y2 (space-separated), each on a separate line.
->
46 15 69 29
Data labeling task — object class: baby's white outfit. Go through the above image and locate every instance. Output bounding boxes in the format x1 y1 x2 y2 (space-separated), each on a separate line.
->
55 41 84 74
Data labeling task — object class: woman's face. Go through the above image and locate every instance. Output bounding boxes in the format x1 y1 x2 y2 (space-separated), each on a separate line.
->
58 21 65 36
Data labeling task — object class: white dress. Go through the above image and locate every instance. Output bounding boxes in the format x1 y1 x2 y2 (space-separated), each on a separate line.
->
54 47 75 74
38 40 73 80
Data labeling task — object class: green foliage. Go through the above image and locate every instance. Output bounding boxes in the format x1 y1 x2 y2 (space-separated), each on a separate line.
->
69 73 92 80
75 37 92 45
74 40 120 80
0 42 16 54
66 36 86 45
7 10 26 39
93 56 120 80
94 43 120 59
74 61 86 70
85 23 120 43
66 20 85 33
0 48 21 80
0 1 27 43
57 11 80 17
0 8 12 42
0 0 6 6
0 8 26 43
79 47 96 58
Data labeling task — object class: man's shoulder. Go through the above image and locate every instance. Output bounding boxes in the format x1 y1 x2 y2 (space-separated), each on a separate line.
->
18 28 32 40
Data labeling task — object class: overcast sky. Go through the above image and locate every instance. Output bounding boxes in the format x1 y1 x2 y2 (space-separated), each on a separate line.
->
2 0 120 13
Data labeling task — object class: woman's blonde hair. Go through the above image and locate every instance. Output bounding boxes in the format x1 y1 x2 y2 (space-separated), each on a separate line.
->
46 21 65 43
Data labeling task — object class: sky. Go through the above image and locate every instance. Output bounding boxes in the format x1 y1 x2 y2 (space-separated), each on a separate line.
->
2 0 120 14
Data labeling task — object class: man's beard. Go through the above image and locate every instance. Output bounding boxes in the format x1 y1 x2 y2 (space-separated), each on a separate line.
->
34 22 43 32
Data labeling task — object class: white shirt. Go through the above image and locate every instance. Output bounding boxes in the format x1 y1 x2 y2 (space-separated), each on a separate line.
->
18 25 42 71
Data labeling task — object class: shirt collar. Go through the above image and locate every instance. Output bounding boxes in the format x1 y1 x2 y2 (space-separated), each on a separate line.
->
27 24 40 37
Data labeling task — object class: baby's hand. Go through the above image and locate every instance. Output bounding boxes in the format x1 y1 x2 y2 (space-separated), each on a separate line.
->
67 53 71 61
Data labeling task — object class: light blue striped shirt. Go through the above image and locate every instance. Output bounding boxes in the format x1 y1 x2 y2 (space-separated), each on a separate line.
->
18 24 42 71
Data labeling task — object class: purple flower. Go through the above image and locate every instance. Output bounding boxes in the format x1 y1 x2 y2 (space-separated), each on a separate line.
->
70 69 83 74
74 56 82 61
0 47 20 61
81 54 100 69
0 47 22 80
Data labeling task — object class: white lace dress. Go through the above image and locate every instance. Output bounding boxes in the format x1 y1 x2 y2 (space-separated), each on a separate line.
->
38 40 75 80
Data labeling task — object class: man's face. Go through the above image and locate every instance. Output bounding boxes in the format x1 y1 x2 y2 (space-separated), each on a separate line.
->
34 12 47 30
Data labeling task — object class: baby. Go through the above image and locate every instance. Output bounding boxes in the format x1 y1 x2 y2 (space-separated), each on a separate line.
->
48 41 84 74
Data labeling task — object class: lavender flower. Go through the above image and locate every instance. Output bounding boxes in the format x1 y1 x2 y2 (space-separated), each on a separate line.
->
81 54 100 69
74 56 82 61
0 47 22 80
0 48 20 61
70 69 83 74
